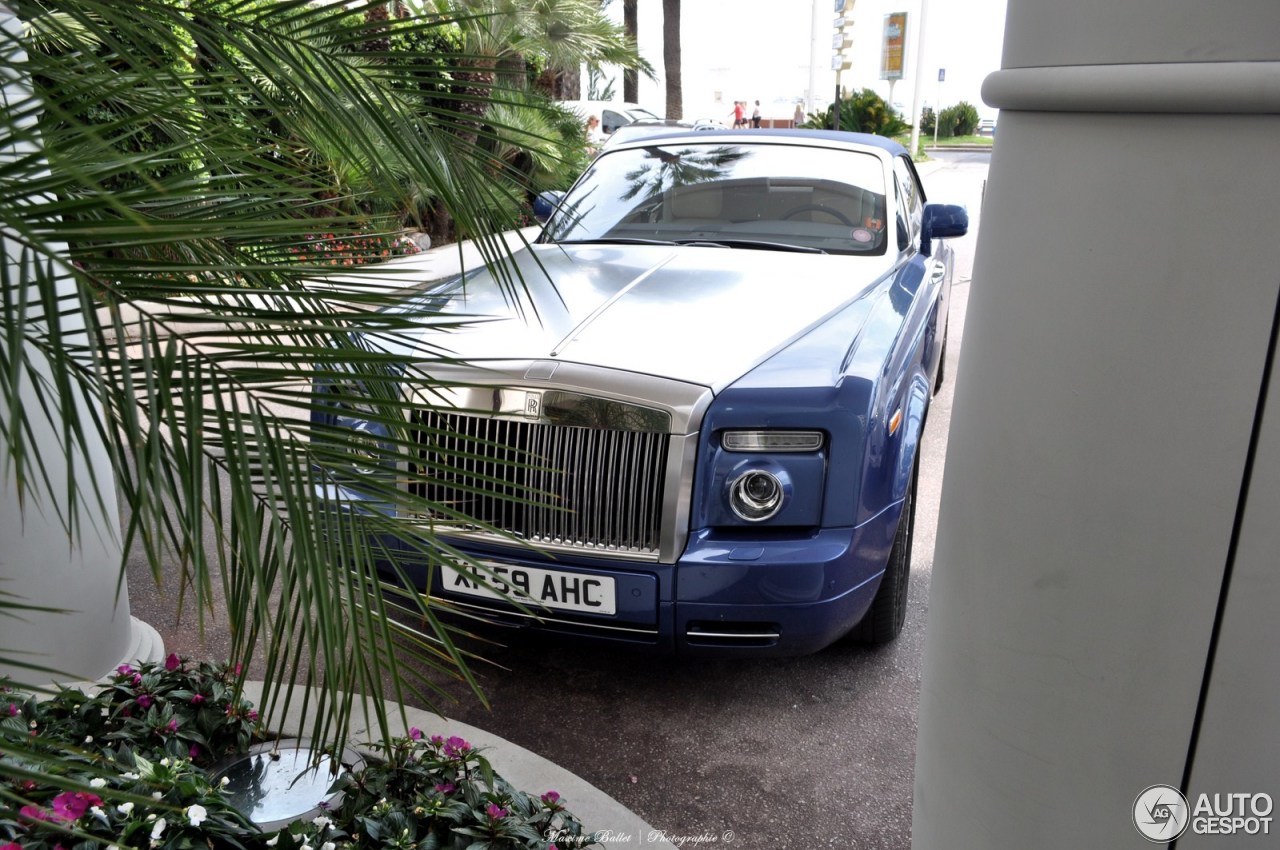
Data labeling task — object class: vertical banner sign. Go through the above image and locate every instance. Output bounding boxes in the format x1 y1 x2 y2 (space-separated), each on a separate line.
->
880 12 907 81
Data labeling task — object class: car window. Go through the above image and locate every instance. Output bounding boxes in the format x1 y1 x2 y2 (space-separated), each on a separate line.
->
602 110 627 134
893 156 923 251
543 142 890 257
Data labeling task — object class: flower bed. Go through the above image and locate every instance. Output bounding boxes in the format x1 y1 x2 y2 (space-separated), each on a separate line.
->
0 656 595 849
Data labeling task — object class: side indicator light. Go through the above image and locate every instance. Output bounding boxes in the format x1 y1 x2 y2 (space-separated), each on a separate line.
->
888 408 902 436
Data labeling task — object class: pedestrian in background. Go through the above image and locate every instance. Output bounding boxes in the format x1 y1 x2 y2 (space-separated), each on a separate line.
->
730 100 745 128
585 114 605 154
793 102 805 127
751 100 762 128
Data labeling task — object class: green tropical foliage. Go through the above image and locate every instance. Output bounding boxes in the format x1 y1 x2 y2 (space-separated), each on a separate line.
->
803 87 910 138
936 101 981 138
0 0 640 777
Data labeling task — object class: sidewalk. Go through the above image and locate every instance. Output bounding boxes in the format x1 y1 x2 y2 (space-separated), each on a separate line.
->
98 226 544 342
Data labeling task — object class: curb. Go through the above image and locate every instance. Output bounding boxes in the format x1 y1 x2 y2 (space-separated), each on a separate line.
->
240 681 677 849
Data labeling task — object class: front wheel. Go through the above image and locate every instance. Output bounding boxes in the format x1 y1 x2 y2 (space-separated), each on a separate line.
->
852 460 917 645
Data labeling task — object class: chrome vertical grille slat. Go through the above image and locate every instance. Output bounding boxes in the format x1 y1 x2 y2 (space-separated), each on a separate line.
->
412 410 670 557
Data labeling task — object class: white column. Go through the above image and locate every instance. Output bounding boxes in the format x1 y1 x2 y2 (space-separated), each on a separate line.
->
913 1 1280 847
0 10 162 685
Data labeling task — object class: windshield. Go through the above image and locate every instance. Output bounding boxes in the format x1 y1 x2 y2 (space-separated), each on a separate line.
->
543 141 889 256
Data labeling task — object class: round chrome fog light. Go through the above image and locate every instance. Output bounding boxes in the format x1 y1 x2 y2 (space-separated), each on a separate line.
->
729 469 784 521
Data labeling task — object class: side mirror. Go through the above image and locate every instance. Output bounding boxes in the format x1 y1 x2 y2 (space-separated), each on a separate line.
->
921 203 969 257
532 190 565 224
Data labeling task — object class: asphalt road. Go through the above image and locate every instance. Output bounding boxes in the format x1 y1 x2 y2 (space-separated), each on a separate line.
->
127 150 992 850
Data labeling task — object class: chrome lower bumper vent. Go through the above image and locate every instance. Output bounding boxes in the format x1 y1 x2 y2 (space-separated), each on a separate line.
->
685 621 782 647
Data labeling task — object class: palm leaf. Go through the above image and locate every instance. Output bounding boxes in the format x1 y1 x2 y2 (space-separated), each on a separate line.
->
0 0 588 768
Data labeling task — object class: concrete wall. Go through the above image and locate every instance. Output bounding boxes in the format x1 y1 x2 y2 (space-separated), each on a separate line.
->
913 2 1280 847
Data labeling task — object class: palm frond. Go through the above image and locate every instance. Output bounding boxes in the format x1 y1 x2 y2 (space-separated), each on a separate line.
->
0 0 562 762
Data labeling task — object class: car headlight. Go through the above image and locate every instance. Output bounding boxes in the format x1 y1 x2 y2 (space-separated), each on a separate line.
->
331 414 392 477
728 469 786 522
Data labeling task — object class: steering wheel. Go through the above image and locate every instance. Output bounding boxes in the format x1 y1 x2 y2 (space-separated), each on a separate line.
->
781 204 855 226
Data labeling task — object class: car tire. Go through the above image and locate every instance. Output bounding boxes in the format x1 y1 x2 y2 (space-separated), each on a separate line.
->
852 459 917 645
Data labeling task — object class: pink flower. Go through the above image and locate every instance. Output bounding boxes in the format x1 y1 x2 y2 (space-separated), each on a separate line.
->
50 791 104 821
131 673 143 687
541 790 561 805
116 664 134 677
166 718 179 733
136 694 153 709
430 734 444 746
6 703 16 716
3 842 24 850
408 727 422 740
19 805 54 823
189 743 201 759
434 782 456 794
191 694 205 705
485 803 508 820
246 710 258 721
164 653 181 672
443 736 471 759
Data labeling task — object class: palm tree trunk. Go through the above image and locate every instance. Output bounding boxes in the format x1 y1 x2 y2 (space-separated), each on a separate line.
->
662 0 681 119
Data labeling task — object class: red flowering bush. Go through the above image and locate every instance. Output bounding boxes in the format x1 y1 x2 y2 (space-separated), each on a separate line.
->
286 232 421 267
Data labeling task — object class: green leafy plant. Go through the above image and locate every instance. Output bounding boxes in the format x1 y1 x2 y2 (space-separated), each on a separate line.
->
935 101 981 138
0 660 597 849
802 88 910 138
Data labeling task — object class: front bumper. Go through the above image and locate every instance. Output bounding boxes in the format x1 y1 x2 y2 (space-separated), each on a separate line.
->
389 511 901 657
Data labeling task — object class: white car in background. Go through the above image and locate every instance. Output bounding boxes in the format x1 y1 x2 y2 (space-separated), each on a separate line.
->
558 100 660 135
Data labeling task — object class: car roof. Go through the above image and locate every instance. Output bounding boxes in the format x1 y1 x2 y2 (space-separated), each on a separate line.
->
599 127 908 156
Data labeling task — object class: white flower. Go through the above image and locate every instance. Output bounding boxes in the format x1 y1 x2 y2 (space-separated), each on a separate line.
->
312 815 331 830
185 804 208 827
117 802 135 815
150 816 167 842
100 707 109 717
84 735 94 744
321 842 336 850
220 776 230 787
265 836 279 848
90 806 106 819
159 758 171 767
151 792 163 801
89 777 107 788
121 772 140 781
300 843 312 850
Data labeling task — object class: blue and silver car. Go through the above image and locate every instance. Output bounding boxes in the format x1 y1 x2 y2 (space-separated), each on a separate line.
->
317 129 967 656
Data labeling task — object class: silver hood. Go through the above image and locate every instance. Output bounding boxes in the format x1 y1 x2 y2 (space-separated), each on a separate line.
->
402 242 891 392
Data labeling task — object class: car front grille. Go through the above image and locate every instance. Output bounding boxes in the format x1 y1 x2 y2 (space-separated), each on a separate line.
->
411 410 670 557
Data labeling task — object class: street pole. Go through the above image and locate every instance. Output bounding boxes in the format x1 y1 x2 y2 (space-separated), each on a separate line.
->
907 0 930 156
933 68 943 144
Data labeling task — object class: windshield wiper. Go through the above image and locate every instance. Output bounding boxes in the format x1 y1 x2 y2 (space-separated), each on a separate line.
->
671 238 827 254
556 237 678 246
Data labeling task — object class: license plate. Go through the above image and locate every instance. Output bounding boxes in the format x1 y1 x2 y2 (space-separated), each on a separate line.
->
445 562 617 616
